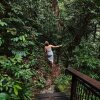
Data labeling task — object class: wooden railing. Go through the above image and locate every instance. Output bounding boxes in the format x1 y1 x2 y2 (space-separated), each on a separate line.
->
66 67 100 100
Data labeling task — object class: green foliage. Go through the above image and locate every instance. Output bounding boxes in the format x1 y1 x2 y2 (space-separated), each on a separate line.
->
59 0 100 81
0 37 4 46
0 20 7 26
0 93 9 100
54 75 70 92
13 84 22 96
0 0 100 99
72 40 100 80
0 3 5 14
7 28 17 35
33 77 46 89
0 74 22 99
0 0 41 99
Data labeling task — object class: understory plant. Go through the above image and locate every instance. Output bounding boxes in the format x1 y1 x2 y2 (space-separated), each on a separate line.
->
54 74 71 93
72 40 100 80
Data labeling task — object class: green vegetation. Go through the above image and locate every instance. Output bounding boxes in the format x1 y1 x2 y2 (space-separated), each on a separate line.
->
0 0 100 99
54 75 71 92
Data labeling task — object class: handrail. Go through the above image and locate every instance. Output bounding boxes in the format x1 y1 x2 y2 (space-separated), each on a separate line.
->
67 67 100 92
66 67 100 100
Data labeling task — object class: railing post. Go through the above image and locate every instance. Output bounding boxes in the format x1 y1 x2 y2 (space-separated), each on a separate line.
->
70 75 77 100
67 67 100 100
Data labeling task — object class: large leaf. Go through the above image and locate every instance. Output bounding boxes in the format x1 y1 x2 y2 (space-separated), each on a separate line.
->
0 93 9 100
0 20 7 26
13 84 22 96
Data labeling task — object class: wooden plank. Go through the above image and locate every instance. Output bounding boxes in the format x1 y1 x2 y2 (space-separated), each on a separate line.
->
36 92 69 100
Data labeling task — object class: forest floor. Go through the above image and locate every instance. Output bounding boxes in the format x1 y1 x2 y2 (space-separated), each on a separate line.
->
40 64 61 94
32 64 61 94
32 61 71 100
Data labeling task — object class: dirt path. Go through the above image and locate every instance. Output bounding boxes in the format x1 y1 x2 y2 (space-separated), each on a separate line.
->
40 64 61 93
32 64 61 95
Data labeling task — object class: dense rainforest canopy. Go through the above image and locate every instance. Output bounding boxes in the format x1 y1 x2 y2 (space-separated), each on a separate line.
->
0 0 100 99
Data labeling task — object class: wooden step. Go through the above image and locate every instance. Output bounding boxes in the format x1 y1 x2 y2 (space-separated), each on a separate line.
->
35 92 70 100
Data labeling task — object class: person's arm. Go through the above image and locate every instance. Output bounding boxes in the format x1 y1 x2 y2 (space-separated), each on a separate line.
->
50 45 62 48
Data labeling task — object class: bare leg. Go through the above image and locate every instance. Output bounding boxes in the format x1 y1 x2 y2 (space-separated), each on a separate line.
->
51 60 54 68
49 62 53 68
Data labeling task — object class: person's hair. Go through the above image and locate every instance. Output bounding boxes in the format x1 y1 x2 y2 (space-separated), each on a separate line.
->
45 41 49 46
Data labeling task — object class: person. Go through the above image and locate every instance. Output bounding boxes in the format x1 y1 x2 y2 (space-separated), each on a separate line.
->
44 41 62 67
